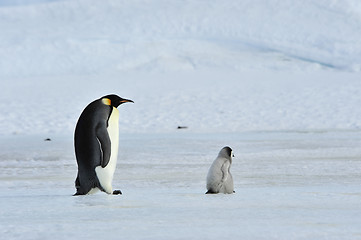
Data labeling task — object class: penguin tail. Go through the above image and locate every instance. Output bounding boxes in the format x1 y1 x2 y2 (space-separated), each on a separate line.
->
205 189 217 194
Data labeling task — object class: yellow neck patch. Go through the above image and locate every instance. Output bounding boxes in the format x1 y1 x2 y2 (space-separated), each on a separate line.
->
102 98 111 106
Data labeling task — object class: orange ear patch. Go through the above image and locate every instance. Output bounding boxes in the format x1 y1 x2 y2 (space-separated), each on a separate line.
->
102 98 111 106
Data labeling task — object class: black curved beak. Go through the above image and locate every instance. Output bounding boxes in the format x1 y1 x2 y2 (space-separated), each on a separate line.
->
120 98 134 104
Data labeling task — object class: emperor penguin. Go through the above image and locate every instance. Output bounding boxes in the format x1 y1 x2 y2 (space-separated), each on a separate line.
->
74 94 133 195
206 146 235 194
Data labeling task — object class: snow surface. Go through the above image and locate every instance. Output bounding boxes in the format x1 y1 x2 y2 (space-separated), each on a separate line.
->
1 0 361 77
1 132 361 239
1 0 361 239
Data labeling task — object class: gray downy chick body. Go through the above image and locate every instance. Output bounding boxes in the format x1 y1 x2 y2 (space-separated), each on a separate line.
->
206 146 234 194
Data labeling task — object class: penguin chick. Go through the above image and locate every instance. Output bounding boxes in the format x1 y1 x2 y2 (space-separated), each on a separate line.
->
206 146 234 194
74 94 133 196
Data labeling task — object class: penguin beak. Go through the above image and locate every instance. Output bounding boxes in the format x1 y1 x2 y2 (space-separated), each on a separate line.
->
120 98 134 104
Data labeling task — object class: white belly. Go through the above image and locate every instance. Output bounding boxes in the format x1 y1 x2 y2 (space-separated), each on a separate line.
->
95 107 119 194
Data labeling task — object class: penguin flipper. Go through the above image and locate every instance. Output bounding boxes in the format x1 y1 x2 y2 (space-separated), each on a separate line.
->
220 161 230 183
95 123 111 168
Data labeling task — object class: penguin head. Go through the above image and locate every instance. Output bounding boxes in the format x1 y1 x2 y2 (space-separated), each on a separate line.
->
219 146 234 159
101 94 134 108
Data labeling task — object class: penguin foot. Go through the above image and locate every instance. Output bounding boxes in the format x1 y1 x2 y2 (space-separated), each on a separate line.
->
112 190 122 195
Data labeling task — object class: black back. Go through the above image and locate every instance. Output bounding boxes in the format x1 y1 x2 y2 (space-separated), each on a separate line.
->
74 98 112 195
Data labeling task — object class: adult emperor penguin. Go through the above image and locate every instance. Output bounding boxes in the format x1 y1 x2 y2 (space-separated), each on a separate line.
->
206 146 235 194
74 94 133 195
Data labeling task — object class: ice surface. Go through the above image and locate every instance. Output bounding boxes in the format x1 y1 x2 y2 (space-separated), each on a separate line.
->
1 0 361 239
1 131 361 239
